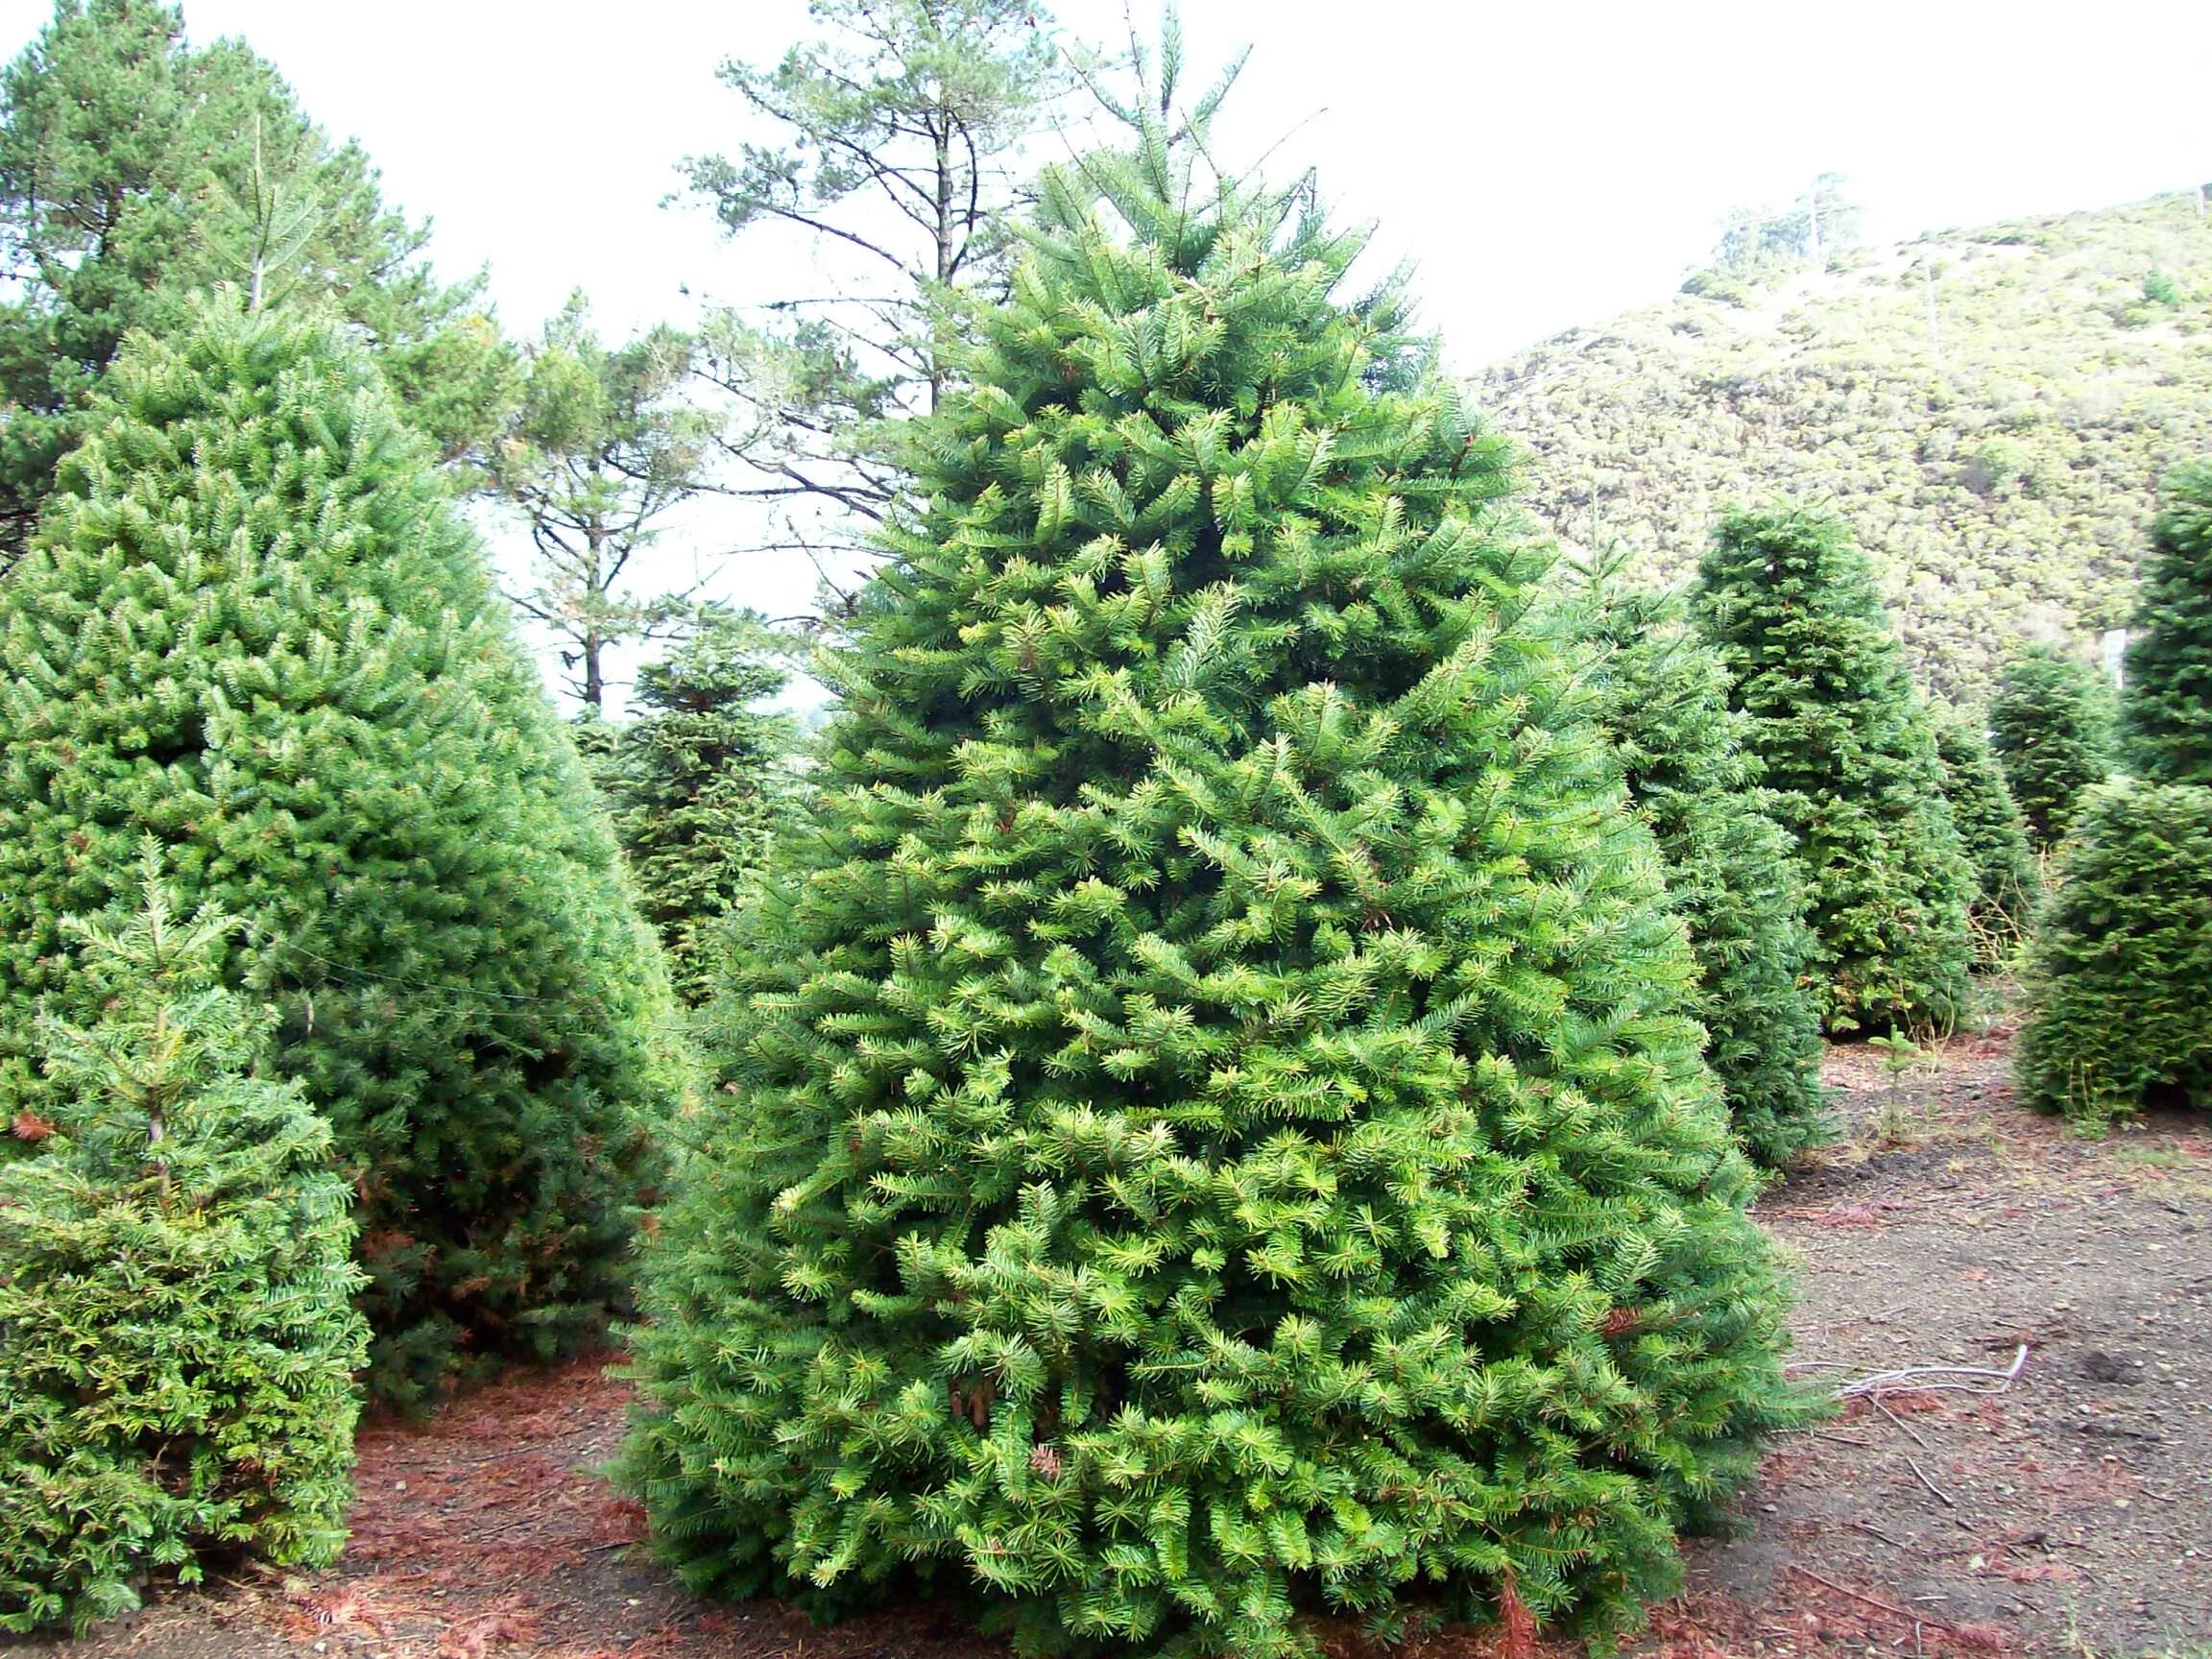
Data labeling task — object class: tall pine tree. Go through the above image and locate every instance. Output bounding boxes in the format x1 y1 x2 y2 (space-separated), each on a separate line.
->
2124 462 2212 786
0 300 685 1406
1932 709 2036 947
1692 507 1975 1034
1988 647 2114 851
623 82 1801 1658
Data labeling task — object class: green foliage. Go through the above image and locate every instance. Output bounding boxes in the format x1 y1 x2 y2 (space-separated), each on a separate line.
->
0 857 366 1636
623 84 1802 1659
597 608 804 1000
0 301 684 1407
1480 193 2212 704
2016 781 2212 1121
1987 647 2114 849
1931 709 2037 944
1568 568 1827 1165
2124 462 2212 786
1693 507 1976 1034
0 0 517 565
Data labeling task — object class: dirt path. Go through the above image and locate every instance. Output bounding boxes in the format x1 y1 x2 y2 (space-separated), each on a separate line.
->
23 1026 2211 1659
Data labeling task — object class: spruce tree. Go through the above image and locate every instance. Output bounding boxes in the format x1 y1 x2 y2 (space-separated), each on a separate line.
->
0 858 366 1636
1568 569 1827 1165
2124 462 2212 786
1932 709 2037 947
600 608 802 1001
1692 508 1976 1034
0 301 685 1406
623 96 1801 1658
1987 647 2114 851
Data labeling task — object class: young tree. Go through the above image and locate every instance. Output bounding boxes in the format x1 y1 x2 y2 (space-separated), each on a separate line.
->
597 608 803 999
2124 462 2212 785
1932 709 2037 945
1569 568 1827 1165
492 293 716 711
622 84 1801 1658
1693 507 1976 1034
0 858 366 1636
0 0 517 568
0 301 685 1407
1988 647 2115 850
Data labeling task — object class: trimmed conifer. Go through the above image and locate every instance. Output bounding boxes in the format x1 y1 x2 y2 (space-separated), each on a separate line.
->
0 301 685 1407
1987 648 2114 851
2016 781 2212 1121
622 100 1803 1658
0 858 366 1636
1931 710 2037 947
2124 463 2212 786
1569 570 1827 1165
1692 508 1976 1034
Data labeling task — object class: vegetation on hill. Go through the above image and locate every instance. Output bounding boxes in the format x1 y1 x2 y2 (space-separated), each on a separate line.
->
1479 193 2212 701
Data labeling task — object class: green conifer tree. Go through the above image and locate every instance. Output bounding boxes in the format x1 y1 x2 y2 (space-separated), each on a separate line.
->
622 84 1802 1658
1569 569 1826 1165
600 607 803 1001
1692 507 1976 1034
2124 463 2212 786
1987 648 2114 851
0 301 685 1406
1932 709 2037 947
0 857 366 1636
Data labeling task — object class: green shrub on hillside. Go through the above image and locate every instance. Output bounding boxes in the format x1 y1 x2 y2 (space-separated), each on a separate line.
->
1932 710 2037 945
1988 647 2115 850
0 863 366 1636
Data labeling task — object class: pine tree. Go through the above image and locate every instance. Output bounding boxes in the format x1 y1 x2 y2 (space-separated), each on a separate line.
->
2016 781 2212 1121
1932 709 2037 947
2124 462 2212 786
1692 507 1976 1034
0 855 366 1636
600 608 803 1000
1987 647 2114 851
1568 568 1826 1165
0 301 685 1407
622 81 1802 1659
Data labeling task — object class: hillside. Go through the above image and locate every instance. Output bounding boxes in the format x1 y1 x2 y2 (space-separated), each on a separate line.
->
1478 192 2212 699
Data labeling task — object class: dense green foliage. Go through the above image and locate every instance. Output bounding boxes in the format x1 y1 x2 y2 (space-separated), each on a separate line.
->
1693 507 1975 1034
0 864 366 1635
1570 571 1826 1165
0 301 684 1407
2016 781 2212 1120
1932 710 2037 943
1987 648 2115 850
0 0 514 565
2123 463 2212 786
1480 194 2212 702
597 609 802 1000
623 105 1801 1659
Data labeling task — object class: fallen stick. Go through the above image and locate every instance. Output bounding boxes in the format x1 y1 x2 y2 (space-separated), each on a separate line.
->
1904 1453 1957 1508
1787 1564 1965 1635
1837 1344 2031 1402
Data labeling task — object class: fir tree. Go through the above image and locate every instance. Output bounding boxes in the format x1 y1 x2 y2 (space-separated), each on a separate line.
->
1568 568 1827 1165
2124 462 2212 786
0 301 685 1406
0 856 366 1636
1692 507 1976 1034
1932 709 2037 947
2016 781 2212 1121
623 80 1802 1658
600 608 803 1000
1987 647 2114 851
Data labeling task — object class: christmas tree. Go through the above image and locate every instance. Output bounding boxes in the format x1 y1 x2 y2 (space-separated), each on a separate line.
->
0 856 366 1635
1567 568 1826 1165
2124 463 2212 786
623 83 1801 1658
1987 648 2114 852
0 300 685 1406
1932 710 2036 947
1692 508 1975 1034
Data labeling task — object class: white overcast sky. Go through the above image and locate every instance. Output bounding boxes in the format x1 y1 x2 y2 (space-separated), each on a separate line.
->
4 0 2209 698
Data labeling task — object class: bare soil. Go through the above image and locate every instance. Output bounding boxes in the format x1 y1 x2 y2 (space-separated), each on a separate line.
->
19 1022 2211 1658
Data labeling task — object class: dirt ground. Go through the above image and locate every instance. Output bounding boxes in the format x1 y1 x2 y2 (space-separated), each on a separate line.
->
19 1021 2211 1659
